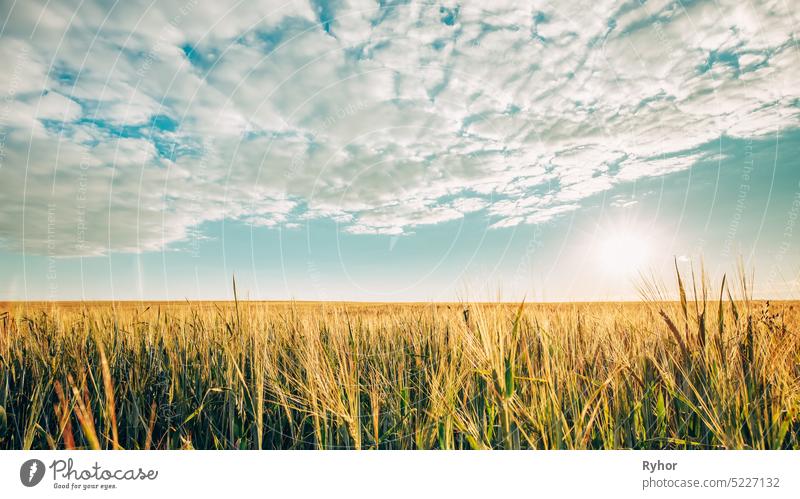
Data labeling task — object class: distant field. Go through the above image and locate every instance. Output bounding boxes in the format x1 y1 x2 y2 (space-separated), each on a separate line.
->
1 283 798 449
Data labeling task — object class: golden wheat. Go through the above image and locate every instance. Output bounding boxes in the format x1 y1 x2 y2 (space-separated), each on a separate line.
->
0 272 798 449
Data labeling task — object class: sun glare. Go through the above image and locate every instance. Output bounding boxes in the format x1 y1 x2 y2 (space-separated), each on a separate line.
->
598 231 650 275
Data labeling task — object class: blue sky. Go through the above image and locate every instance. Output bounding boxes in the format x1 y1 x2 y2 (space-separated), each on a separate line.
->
0 0 798 301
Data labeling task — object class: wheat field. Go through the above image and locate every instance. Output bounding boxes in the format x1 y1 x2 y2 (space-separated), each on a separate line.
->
1 272 798 450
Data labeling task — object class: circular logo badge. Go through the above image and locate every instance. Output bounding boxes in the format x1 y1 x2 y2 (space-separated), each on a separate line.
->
20 459 46 487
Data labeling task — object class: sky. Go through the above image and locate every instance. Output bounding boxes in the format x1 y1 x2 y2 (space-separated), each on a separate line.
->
0 0 798 301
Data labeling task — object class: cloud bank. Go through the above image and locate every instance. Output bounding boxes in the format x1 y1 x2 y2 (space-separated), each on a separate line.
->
0 0 797 255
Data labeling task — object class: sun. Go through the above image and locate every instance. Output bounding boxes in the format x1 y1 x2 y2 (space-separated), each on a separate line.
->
597 230 650 275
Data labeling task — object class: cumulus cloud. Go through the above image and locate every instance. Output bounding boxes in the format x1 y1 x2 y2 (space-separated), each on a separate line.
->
0 0 797 255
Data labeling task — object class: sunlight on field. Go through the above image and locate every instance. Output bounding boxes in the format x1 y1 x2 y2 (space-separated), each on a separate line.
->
0 272 798 450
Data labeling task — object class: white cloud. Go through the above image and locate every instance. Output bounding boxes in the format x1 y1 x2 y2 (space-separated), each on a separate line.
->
0 0 798 255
